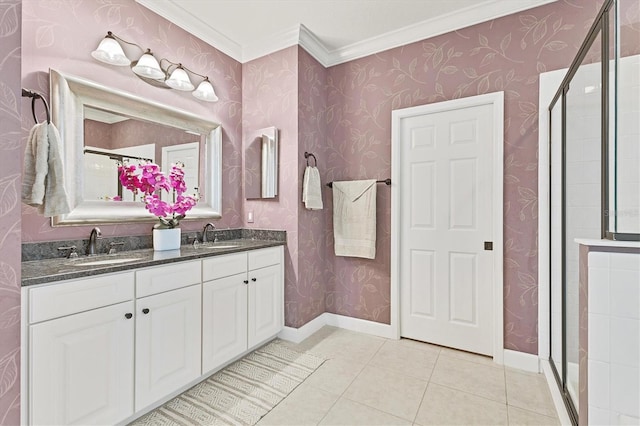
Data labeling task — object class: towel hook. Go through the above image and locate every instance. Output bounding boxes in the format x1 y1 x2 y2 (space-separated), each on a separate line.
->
22 88 51 124
304 152 317 167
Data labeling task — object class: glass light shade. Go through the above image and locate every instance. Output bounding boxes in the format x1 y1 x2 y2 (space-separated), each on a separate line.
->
91 36 130 66
192 79 218 102
165 66 194 91
132 51 165 80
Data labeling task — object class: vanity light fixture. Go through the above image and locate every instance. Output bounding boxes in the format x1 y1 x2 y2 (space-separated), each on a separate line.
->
91 31 218 102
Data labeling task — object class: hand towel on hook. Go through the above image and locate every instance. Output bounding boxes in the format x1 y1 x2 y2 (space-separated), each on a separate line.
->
302 166 323 210
332 179 376 259
22 122 70 217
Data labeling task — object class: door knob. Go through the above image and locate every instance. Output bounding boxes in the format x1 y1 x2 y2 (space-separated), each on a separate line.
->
251 277 257 282
243 279 249 284
125 313 133 319
142 308 150 314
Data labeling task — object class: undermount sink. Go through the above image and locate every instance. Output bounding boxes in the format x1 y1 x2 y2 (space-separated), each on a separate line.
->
201 244 240 249
69 257 143 266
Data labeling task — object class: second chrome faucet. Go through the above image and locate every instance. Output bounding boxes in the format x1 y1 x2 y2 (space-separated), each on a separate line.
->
202 223 216 243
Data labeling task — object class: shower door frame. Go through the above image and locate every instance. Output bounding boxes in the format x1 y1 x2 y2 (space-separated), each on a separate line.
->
546 1 615 424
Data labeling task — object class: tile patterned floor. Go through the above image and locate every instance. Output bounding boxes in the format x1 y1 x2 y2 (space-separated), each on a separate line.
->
259 326 560 426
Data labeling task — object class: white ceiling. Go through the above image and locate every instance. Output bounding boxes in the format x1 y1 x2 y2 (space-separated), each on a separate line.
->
137 0 557 66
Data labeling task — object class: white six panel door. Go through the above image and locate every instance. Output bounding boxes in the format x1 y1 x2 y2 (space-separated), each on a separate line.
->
400 103 494 355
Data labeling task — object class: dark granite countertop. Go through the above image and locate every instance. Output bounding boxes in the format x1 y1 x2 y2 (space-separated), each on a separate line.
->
22 239 285 287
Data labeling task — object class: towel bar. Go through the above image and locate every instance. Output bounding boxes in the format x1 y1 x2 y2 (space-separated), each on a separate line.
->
22 88 51 124
304 152 317 167
326 178 391 188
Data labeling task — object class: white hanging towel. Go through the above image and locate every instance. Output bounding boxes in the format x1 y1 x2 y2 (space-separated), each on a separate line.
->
302 166 323 210
332 179 377 259
21 122 71 217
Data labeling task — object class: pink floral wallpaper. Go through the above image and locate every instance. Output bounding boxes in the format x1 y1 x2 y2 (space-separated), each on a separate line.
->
323 0 603 353
242 46 329 328
0 1 22 424
297 47 329 326
242 46 303 327
21 0 244 241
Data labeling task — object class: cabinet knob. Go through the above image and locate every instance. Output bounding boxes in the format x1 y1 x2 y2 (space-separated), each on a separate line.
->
243 280 249 284
251 277 257 282
125 313 133 319
142 308 150 314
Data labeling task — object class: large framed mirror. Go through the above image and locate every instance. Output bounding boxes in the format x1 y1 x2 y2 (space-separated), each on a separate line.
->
50 69 222 226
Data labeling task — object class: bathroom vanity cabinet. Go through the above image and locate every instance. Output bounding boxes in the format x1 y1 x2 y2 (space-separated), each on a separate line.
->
22 245 284 426
27 271 136 425
201 248 283 374
134 260 202 411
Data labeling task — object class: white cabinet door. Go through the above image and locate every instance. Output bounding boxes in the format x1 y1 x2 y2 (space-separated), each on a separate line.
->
29 301 134 426
135 284 201 411
248 264 283 347
202 273 248 374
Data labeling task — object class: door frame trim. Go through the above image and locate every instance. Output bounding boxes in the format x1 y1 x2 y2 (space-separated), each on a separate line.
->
390 91 504 364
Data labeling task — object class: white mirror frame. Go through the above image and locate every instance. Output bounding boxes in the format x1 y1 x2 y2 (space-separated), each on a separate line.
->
49 69 222 226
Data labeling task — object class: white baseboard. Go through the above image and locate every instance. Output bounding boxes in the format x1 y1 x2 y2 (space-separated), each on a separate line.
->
503 349 540 373
278 313 330 343
541 359 572 426
324 313 394 338
278 312 394 343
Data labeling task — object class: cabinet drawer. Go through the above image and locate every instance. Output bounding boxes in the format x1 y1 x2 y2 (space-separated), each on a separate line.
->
248 247 282 271
29 272 134 324
136 260 200 298
203 252 247 282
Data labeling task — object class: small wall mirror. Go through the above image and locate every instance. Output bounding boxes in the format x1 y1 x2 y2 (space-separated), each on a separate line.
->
245 127 278 199
50 69 222 225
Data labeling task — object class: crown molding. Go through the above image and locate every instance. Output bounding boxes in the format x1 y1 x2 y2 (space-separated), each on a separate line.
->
242 23 332 65
320 0 559 67
241 25 301 63
136 0 242 62
297 24 331 66
138 0 558 67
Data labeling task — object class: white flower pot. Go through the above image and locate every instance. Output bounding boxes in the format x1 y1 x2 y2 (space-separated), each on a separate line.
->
153 228 181 251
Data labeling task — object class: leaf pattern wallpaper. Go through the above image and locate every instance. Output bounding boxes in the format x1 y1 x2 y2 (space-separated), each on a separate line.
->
242 46 329 328
242 45 303 327
0 1 22 424
318 0 605 355
0 1 612 421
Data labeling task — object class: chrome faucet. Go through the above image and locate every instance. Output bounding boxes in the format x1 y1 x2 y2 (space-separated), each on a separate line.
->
202 223 216 243
87 227 102 255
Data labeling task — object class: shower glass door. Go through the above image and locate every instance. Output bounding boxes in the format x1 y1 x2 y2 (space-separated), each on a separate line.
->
549 8 607 423
564 28 603 411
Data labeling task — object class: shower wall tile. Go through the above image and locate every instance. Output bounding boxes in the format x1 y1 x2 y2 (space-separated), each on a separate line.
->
587 268 609 315
588 359 610 409
590 406 610 426
610 364 640 418
609 273 639 319
610 317 639 367
587 249 640 425
610 252 640 270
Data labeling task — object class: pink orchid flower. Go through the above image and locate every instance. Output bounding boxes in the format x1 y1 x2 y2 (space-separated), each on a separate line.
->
118 162 197 228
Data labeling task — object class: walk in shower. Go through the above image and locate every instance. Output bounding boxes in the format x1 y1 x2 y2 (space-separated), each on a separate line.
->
548 0 639 423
